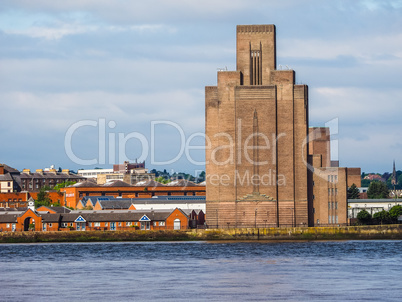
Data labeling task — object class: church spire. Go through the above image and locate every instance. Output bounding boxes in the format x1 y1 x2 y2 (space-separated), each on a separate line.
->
392 160 397 185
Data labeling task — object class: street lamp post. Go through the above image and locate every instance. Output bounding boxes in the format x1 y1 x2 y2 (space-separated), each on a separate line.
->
255 209 258 228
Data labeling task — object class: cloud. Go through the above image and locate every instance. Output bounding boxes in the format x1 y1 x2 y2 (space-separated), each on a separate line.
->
3 23 175 40
280 33 402 61
1 0 402 173
0 89 204 132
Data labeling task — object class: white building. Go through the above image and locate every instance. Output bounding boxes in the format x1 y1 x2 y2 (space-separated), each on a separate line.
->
348 199 402 218
77 169 113 179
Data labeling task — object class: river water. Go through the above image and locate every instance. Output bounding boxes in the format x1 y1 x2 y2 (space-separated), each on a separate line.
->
0 240 401 301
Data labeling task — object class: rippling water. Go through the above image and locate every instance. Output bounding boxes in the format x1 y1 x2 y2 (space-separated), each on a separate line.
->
0 240 401 301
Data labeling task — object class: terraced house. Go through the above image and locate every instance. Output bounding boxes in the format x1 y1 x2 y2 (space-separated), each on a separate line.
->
0 206 191 232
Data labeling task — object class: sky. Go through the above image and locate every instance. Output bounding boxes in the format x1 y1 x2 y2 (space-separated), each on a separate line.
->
1 0 402 175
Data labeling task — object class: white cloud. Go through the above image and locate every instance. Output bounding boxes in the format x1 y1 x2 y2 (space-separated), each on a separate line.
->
280 33 402 61
0 89 204 133
310 86 402 126
3 23 175 40
1 0 402 172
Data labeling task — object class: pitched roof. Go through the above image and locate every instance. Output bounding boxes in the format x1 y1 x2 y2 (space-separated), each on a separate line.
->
19 173 84 180
97 199 133 209
166 180 198 187
103 180 132 187
0 174 13 181
57 210 174 222
41 213 62 223
70 181 101 187
0 207 27 212
134 180 165 187
37 206 71 214
0 214 19 223
181 209 203 215
80 196 112 207
2 164 20 174
130 196 206 204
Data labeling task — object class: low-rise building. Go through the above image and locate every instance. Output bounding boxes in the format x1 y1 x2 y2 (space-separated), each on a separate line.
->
309 127 361 227
0 207 191 231
16 168 85 191
77 168 113 179
0 164 20 193
347 199 402 219
61 181 206 209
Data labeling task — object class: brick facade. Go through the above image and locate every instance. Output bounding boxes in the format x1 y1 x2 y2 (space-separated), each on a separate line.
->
205 25 361 228
206 25 309 227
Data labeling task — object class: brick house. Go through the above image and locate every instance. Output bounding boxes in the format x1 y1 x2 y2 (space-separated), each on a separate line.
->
0 208 190 232
61 181 206 209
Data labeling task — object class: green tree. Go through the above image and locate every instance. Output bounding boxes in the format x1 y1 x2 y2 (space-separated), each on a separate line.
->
35 188 52 207
389 205 402 222
347 184 360 199
373 210 391 225
361 179 371 187
357 210 372 225
196 171 206 183
53 181 76 192
367 181 389 199
155 176 170 184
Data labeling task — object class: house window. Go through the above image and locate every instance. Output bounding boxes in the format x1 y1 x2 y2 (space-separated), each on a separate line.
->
7 182 10 187
335 202 338 210
126 222 132 226
159 221 165 226
48 223 52 227
335 188 338 195
153 222 157 226
328 188 331 195
105 222 108 227
328 175 330 182
335 216 338 223
316 219 319 224
94 222 100 227
61 223 68 227
331 175 334 182
6 224 10 228
329 216 332 223
118 222 122 226
334 175 338 182
134 222 138 226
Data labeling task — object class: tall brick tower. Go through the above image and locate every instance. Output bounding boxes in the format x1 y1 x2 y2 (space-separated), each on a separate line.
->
205 25 309 227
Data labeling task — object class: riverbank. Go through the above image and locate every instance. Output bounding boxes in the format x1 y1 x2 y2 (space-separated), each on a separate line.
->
1 224 402 243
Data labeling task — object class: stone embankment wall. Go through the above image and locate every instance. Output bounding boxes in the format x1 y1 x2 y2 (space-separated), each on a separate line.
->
1 225 402 243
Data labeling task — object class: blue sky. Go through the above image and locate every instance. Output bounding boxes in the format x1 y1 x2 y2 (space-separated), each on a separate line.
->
1 0 401 175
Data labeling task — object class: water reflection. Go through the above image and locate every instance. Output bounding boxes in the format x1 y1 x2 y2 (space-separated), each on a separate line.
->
0 240 401 301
